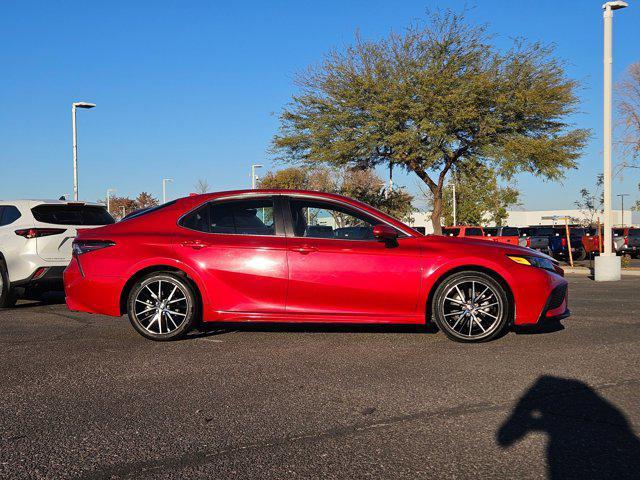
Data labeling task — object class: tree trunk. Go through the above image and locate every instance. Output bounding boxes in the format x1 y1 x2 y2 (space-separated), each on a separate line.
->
431 187 443 235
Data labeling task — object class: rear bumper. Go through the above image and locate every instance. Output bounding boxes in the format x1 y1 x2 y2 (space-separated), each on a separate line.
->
63 258 123 316
12 266 66 288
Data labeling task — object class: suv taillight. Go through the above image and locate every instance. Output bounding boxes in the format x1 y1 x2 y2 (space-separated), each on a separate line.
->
624 236 628 245
526 237 531 247
72 240 115 256
15 228 66 239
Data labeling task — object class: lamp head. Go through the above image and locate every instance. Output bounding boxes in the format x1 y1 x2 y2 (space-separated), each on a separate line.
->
73 102 96 109
603 1 628 10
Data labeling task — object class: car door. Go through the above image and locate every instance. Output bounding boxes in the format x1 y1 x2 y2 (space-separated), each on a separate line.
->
283 196 423 320
175 196 288 314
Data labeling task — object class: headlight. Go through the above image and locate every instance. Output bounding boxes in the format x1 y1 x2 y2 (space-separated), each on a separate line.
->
507 255 556 272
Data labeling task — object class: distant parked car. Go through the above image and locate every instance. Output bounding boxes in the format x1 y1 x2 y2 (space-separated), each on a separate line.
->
0 200 114 307
442 226 485 238
519 226 552 254
549 226 588 261
484 226 520 246
613 227 640 257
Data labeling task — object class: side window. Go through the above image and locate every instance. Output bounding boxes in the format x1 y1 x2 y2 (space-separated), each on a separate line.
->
181 199 276 236
0 206 21 226
289 199 380 240
466 228 483 236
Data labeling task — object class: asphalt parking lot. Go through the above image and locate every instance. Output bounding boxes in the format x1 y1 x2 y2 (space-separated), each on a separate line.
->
1 276 639 479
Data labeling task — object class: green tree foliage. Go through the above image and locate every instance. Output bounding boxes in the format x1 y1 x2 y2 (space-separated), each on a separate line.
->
258 166 414 222
440 162 520 226
101 192 159 220
272 10 589 234
574 174 604 226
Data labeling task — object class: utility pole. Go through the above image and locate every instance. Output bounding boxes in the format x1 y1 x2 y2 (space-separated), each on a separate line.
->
106 188 116 213
251 164 263 189
617 193 629 226
162 178 174 204
595 1 628 281
71 102 96 201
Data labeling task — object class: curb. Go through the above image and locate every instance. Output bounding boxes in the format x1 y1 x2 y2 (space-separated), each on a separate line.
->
563 267 640 277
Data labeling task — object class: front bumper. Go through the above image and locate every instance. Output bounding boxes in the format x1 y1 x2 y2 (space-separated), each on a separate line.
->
538 283 569 321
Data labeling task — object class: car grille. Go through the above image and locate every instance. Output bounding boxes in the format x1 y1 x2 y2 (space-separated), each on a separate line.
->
548 284 567 310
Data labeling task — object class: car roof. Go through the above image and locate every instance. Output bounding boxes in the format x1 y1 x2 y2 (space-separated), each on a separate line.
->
0 200 105 207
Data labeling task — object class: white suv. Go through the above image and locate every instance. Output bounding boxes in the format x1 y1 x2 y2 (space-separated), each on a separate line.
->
0 200 114 307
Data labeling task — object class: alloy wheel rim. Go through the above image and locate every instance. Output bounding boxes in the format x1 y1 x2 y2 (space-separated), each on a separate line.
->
133 278 189 335
441 280 503 339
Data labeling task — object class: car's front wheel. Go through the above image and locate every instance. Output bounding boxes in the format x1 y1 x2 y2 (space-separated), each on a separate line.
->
127 272 197 341
432 271 510 343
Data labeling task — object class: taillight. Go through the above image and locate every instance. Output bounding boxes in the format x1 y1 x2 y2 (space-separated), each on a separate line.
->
72 240 115 256
15 228 66 239
561 238 566 247
526 237 531 247
624 236 628 245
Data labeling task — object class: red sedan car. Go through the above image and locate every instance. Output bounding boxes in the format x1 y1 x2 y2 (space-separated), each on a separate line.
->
64 190 569 343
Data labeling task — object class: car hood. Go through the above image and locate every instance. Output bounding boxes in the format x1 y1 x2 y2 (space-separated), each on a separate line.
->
421 235 555 260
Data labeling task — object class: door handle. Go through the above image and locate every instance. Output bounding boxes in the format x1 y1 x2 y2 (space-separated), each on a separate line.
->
180 240 209 250
291 245 317 254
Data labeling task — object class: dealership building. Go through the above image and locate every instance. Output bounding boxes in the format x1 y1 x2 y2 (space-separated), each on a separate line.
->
409 209 640 234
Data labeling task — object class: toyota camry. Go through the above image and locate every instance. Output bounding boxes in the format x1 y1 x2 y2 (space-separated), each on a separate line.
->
64 190 569 342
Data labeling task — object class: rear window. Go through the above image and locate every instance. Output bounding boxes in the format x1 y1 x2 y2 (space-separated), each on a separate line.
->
628 229 640 237
501 227 519 236
466 228 483 236
484 228 498 236
571 228 586 236
121 201 176 222
31 204 115 226
443 228 460 237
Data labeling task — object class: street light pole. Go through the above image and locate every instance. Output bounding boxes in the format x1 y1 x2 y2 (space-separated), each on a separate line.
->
106 188 116 213
617 193 629 226
251 164 263 189
71 102 96 201
452 169 457 226
162 178 174 204
595 1 627 281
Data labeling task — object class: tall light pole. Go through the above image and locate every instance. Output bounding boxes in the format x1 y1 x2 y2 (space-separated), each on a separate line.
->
595 1 627 281
106 188 116 213
71 102 96 201
251 164 263 189
162 178 174 203
617 193 629 226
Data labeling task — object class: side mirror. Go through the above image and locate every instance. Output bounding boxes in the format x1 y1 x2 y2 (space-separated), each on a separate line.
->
373 224 398 243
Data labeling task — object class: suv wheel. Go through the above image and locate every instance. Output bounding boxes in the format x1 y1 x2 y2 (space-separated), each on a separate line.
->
0 260 17 308
127 272 197 341
432 271 510 343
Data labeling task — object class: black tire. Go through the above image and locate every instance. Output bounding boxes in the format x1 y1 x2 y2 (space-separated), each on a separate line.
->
574 248 587 262
0 259 17 308
432 271 510 343
127 272 197 341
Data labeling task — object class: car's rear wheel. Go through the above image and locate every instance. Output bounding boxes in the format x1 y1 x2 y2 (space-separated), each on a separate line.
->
432 271 510 343
0 260 17 308
127 272 197 341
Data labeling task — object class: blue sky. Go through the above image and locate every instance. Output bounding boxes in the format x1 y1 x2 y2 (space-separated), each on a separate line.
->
1 1 639 210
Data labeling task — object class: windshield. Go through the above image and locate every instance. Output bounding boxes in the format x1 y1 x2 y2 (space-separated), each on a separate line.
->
31 204 114 226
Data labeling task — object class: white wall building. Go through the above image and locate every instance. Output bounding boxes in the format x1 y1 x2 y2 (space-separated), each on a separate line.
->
408 209 639 233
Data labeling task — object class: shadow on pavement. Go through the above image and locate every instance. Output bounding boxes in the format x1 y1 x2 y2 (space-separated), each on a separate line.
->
14 291 66 309
497 375 640 479
512 320 565 335
189 321 438 338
